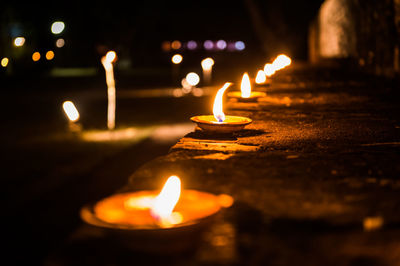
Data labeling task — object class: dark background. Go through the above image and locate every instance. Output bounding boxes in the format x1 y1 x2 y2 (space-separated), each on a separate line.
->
1 0 323 78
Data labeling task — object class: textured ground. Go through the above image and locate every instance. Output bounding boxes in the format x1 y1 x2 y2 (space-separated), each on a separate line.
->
38 64 400 265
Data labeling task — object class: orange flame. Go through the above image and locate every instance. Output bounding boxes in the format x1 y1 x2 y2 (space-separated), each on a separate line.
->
241 73 251 98
151 175 182 227
263 63 275 76
272 54 291 71
213 82 232 122
255 70 266 84
62 101 80 122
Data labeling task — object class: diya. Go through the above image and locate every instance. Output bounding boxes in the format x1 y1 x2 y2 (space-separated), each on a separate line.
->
81 175 233 253
191 82 252 133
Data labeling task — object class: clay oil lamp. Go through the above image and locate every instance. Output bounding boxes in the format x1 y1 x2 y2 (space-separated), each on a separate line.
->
190 82 252 133
227 72 266 102
81 175 233 253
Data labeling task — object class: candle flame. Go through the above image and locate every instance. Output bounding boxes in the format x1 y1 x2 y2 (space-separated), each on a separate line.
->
201 57 214 70
213 82 232 122
264 63 276 76
62 101 80 122
240 73 251 98
151 175 181 227
255 70 266 84
272 54 291 71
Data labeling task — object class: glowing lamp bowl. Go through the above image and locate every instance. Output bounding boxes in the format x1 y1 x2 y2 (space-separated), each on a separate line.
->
81 190 233 253
191 115 252 133
227 91 267 102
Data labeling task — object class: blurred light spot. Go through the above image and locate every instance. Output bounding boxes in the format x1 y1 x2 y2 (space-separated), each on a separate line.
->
62 101 80 122
187 40 197 50
255 70 266 84
363 216 384 231
1 57 9 67
173 88 184 97
56 38 65 48
32 52 41 61
264 63 276 76
216 40 227 50
171 40 182 50
272 54 292 70
105 51 117 63
13 37 25 47
204 40 214 50
161 41 171 52
201 57 214 70
51 21 65 34
171 54 183 64
235 41 245 51
192 87 204 97
46 50 55 60
181 78 192 93
186 72 200 86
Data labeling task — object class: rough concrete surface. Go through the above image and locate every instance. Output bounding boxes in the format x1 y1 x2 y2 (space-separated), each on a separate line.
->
46 64 400 266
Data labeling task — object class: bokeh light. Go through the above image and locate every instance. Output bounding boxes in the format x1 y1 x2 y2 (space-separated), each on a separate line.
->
186 72 200 86
234 41 245 51
46 51 55 60
51 21 65 34
171 54 183 64
161 41 171 52
201 57 214 70
13 37 25 47
216 40 227 50
105 51 117 63
264 63 276 76
32 52 41 61
204 40 214 50
1 57 9 67
255 70 267 84
171 40 182 50
187 40 197 50
62 101 80 122
56 38 65 48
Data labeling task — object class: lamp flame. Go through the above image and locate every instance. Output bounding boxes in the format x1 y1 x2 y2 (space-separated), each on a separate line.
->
264 63 276 76
240 73 251 98
255 70 267 84
62 101 80 122
272 54 291 71
213 82 232 122
151 175 182 226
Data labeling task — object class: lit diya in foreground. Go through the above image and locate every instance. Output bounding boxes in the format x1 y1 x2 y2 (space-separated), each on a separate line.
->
227 72 266 102
81 175 233 252
191 82 252 133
